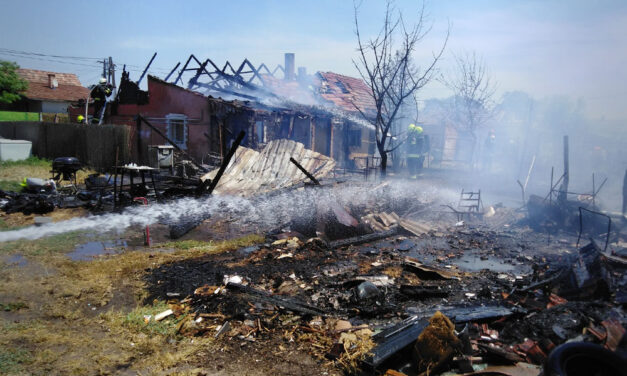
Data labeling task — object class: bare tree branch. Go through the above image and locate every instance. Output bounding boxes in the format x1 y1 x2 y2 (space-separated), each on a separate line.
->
352 0 448 177
440 51 497 138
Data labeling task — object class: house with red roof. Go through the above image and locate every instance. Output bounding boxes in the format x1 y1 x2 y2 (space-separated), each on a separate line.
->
316 71 376 116
2 69 89 114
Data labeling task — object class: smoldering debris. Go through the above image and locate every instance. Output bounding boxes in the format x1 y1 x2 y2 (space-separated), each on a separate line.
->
139 204 627 375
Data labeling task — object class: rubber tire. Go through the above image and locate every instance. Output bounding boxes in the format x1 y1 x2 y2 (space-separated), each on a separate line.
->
544 342 627 376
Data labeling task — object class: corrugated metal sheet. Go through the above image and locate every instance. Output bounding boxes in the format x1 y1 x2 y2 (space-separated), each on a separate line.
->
202 139 336 196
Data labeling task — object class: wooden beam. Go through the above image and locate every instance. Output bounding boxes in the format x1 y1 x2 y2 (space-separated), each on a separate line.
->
558 135 569 203
290 157 320 186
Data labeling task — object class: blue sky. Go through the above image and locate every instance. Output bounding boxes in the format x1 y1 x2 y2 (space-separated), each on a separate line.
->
1 0 626 120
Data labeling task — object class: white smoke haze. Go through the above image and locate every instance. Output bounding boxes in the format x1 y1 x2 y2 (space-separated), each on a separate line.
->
0 180 460 243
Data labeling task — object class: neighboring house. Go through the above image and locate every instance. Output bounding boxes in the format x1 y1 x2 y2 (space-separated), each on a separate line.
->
1 69 89 114
314 72 377 167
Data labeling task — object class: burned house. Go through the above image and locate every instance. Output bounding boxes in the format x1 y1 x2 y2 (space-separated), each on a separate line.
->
102 54 377 169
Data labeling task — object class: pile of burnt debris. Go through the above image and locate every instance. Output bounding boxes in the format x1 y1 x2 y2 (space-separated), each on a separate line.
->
142 190 627 375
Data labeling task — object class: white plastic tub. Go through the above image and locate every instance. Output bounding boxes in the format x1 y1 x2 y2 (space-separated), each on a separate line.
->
0 139 32 161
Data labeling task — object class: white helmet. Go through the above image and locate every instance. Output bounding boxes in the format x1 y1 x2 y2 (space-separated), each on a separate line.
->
99 77 107 84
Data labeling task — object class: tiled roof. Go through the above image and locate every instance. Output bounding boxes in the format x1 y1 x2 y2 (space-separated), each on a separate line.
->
316 72 376 115
17 68 89 102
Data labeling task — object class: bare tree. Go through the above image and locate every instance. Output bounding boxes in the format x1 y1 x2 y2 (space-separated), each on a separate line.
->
441 51 497 164
353 1 447 177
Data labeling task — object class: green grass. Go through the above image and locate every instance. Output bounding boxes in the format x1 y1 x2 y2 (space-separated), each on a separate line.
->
0 180 22 192
0 231 85 256
0 110 40 122
0 156 50 168
159 234 265 254
118 301 183 336
0 346 31 374
0 157 52 192
159 239 213 250
1 302 28 311
0 218 8 230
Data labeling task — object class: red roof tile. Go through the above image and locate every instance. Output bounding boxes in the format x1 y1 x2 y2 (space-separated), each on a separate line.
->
17 68 89 102
316 72 376 115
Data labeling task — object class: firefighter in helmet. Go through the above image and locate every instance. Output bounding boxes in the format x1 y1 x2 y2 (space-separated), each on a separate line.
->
406 124 430 178
91 77 113 123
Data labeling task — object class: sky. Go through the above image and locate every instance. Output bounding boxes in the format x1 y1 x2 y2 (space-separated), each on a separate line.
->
1 0 626 120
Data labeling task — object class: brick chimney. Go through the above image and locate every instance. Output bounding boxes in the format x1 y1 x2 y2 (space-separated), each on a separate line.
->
48 74 58 89
284 53 295 81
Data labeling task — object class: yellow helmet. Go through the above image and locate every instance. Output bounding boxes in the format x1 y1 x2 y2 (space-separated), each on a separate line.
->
77 115 84 123
415 125 423 134
408 123 416 131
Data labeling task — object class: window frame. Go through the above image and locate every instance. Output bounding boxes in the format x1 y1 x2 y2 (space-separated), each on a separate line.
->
165 113 188 150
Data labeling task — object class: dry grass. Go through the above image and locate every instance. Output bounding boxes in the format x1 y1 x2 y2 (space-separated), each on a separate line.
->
0 232 265 375
0 157 95 190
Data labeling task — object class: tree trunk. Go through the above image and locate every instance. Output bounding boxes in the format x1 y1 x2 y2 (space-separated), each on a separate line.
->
469 132 477 170
377 141 387 179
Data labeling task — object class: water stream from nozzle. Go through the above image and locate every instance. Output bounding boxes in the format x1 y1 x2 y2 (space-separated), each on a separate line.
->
0 181 456 243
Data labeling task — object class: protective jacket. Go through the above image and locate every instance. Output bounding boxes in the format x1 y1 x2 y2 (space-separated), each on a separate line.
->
91 84 112 102
407 133 429 158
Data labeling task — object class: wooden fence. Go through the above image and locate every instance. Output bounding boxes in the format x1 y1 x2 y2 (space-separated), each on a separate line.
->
0 122 130 170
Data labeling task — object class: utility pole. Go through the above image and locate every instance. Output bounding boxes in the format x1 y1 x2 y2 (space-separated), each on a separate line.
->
558 135 569 203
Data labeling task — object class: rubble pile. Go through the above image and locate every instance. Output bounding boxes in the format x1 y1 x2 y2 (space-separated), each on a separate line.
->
142 206 627 375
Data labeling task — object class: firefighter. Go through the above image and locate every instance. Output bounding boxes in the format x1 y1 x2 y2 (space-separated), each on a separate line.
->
406 124 429 178
91 77 112 123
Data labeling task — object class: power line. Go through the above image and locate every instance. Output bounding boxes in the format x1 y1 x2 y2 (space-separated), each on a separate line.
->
0 48 101 61
0 47 174 74
0 51 103 68
0 47 186 83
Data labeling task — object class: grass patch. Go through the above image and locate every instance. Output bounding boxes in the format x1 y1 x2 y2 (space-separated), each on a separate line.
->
0 346 31 374
1 302 28 311
160 233 265 255
0 231 85 256
0 232 265 375
0 156 94 186
0 156 51 169
0 218 8 230
110 300 183 337
0 180 22 192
